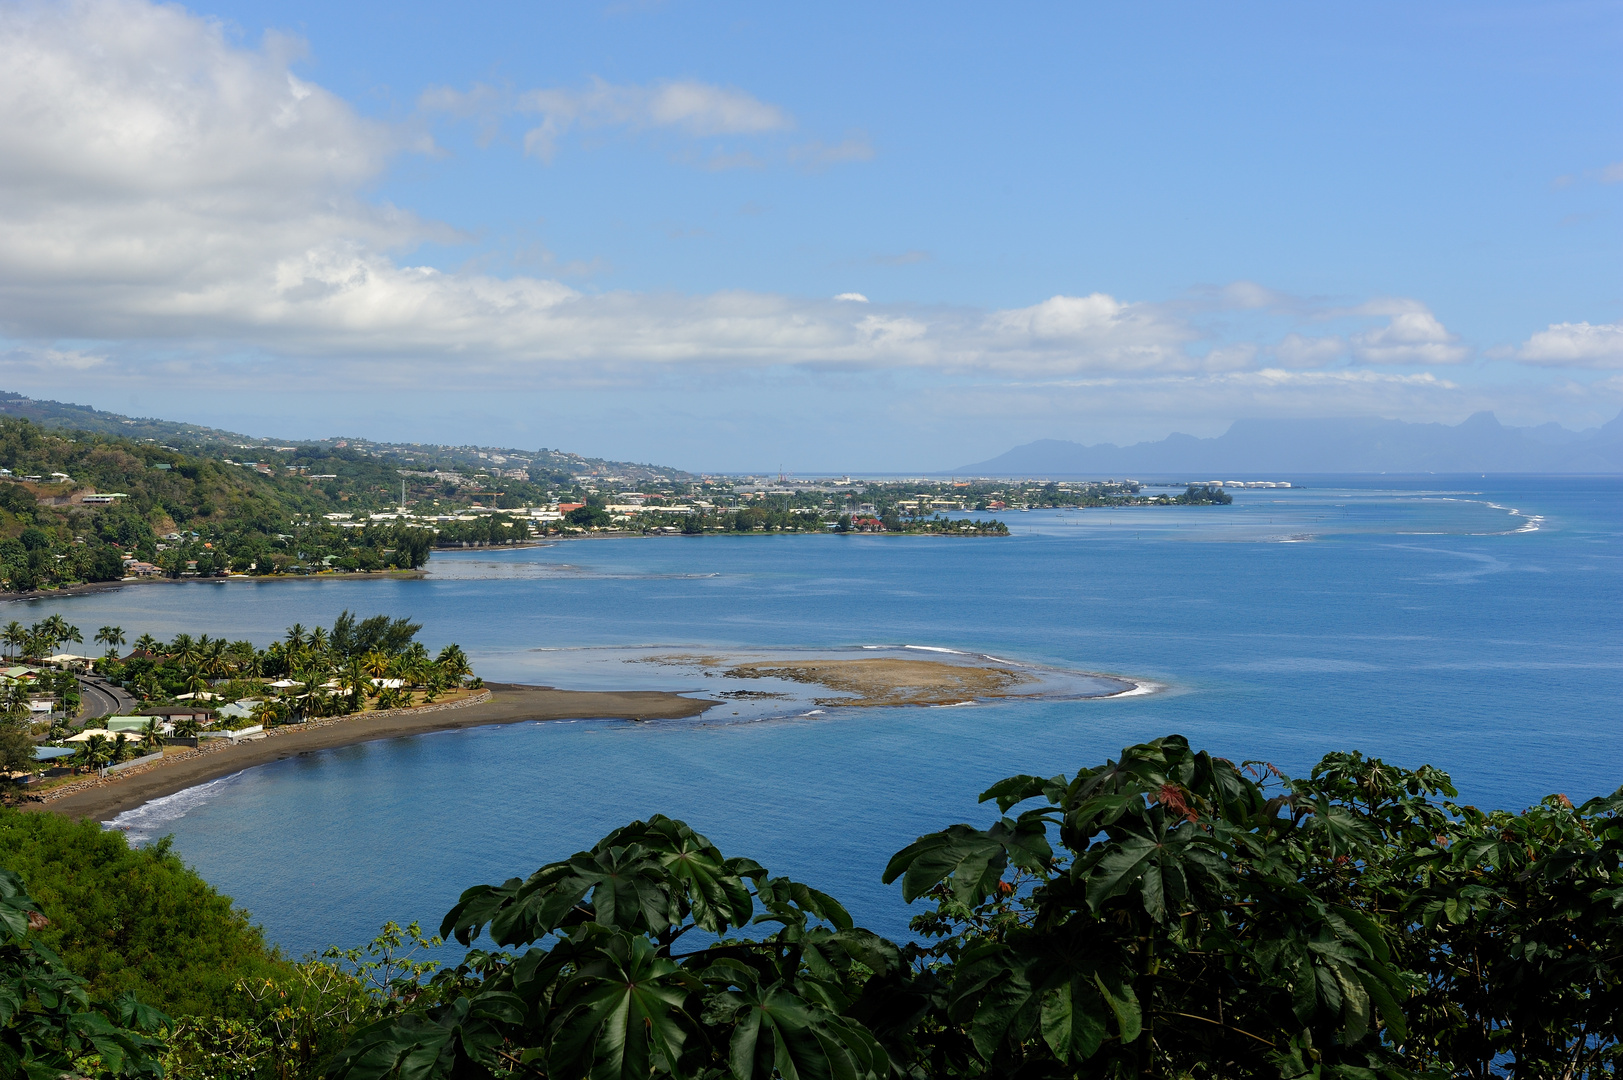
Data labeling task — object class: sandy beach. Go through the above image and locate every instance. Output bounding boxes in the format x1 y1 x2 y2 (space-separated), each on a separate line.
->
35 683 712 821
723 656 1037 707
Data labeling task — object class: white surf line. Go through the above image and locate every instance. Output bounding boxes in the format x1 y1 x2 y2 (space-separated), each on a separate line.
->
1485 501 1544 534
103 770 245 837
1107 681 1160 698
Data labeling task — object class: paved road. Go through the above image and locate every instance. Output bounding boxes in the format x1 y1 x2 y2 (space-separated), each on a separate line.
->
76 676 136 723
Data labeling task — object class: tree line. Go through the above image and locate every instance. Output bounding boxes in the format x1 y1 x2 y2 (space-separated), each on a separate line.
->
4 612 481 780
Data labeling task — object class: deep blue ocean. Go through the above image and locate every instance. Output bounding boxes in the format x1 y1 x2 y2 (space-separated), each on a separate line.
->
13 477 1620 958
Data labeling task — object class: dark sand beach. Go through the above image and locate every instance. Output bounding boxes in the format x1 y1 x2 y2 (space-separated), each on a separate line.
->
37 683 712 821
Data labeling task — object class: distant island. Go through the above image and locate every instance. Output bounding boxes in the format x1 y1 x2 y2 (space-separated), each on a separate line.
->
0 394 1242 596
959 409 1623 476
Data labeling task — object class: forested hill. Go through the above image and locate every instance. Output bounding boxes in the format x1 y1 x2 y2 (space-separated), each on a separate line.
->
0 391 692 485
0 406 676 592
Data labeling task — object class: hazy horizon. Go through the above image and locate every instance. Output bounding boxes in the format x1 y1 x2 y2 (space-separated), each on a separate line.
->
1 0 1620 471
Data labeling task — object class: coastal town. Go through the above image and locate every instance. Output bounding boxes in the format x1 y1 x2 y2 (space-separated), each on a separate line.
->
0 613 482 793
0 402 1245 594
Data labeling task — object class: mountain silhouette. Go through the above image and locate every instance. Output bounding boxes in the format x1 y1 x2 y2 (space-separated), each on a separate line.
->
957 411 1623 475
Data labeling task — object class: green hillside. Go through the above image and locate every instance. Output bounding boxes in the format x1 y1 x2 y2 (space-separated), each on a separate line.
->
0 404 688 590
0 391 693 486
0 391 717 592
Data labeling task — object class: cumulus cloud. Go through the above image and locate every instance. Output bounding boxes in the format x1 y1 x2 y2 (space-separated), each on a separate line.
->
0 0 442 338
0 2 1228 385
1348 301 1469 365
0 0 1546 421
1516 321 1623 368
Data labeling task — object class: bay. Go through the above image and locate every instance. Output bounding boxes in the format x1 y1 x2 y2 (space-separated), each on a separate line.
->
13 476 1621 957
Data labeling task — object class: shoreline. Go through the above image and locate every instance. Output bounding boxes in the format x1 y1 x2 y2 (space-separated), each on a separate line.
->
0 569 429 604
31 682 713 822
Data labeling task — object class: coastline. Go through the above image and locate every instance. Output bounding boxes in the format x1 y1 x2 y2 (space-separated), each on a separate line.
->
0 529 1022 605
0 568 429 604
32 682 713 822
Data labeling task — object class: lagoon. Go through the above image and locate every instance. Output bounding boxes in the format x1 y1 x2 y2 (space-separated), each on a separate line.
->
14 476 1622 956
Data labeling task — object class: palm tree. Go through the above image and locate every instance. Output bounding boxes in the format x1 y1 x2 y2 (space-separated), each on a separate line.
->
183 668 209 696
250 699 281 729
23 631 49 662
228 640 258 676
174 716 201 739
110 733 131 764
1 622 25 661
309 626 328 657
169 633 198 668
78 733 111 772
403 658 430 690
132 633 160 656
201 638 229 678
94 626 125 658
284 623 307 652
59 624 82 650
35 616 63 654
341 658 368 713
362 650 391 679
436 644 471 683
140 719 165 754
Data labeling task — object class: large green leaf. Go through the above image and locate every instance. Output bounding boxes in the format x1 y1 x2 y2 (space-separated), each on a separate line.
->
549 933 695 1080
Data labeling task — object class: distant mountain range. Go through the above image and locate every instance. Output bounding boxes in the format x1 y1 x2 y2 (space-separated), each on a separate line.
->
957 411 1623 477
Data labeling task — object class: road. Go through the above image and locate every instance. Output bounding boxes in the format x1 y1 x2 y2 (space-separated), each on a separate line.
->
76 675 136 723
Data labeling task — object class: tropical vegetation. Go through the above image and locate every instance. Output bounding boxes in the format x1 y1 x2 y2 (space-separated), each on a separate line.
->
9 611 480 782
4 734 1618 1078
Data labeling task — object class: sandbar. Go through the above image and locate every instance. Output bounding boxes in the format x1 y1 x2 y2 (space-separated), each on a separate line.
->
724 657 1036 707
34 683 711 822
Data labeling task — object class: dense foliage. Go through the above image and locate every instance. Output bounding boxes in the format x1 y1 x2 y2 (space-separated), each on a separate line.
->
7 611 480 777
1170 484 1233 505
0 417 450 590
12 733 1616 1079
326 736 1623 1080
0 810 283 1018
0 866 170 1078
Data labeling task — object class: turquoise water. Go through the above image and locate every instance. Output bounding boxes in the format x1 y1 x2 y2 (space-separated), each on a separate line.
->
14 478 1621 956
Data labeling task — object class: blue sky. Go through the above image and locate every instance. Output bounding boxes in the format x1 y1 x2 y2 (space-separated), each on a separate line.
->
0 0 1619 470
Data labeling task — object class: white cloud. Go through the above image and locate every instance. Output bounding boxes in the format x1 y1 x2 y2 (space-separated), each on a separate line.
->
0 0 1546 431
976 294 1198 374
0 2 1232 389
1348 301 1469 365
1516 321 1623 368
0 0 441 338
1274 333 1345 368
512 78 790 163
